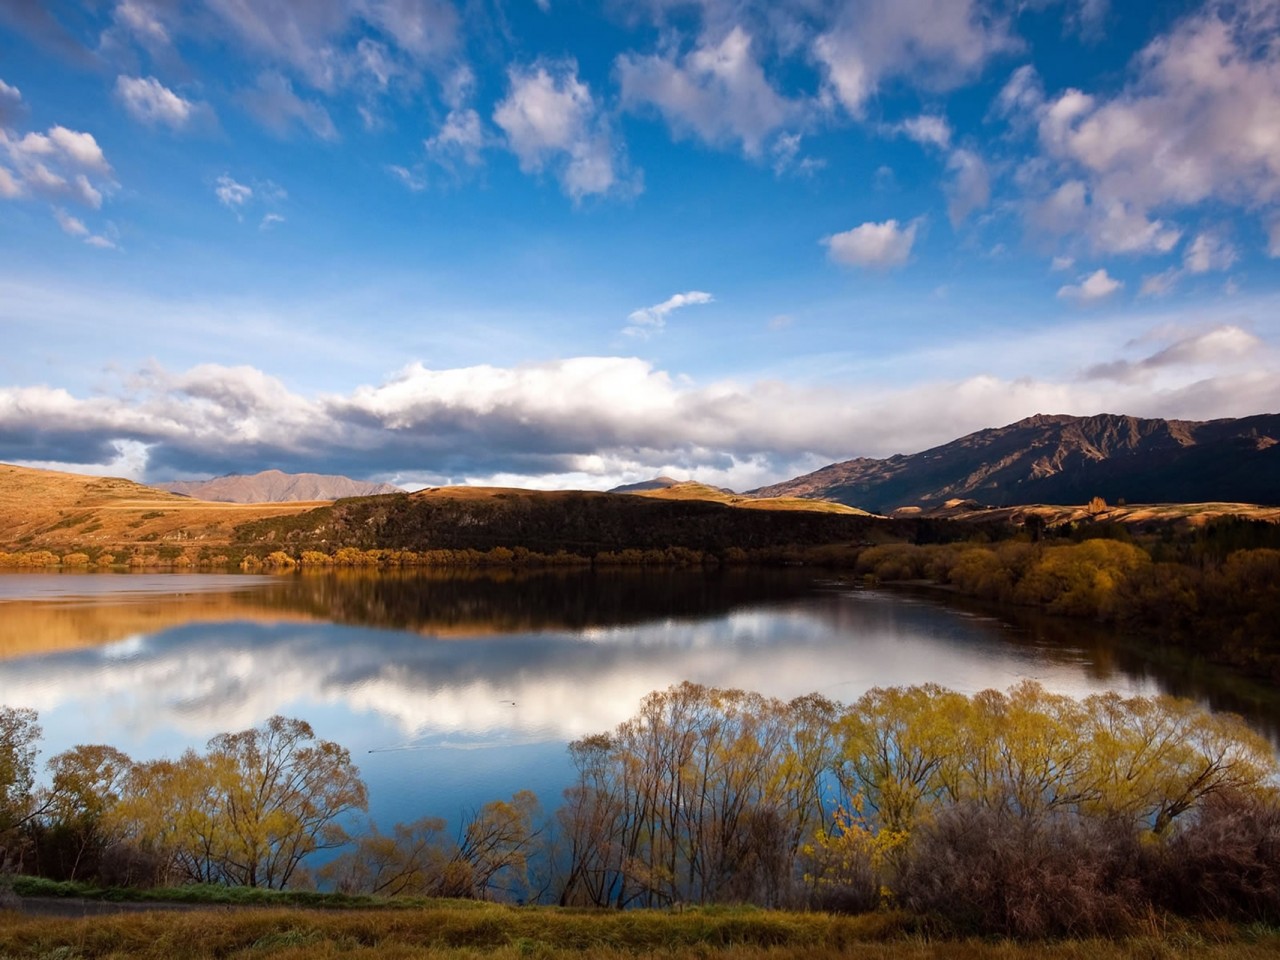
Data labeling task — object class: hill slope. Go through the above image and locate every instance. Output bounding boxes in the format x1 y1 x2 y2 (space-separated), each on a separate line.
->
0 463 324 552
157 469 401 503
752 413 1280 512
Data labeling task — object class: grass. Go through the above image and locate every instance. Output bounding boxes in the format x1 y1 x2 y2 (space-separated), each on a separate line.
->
3 896 1280 959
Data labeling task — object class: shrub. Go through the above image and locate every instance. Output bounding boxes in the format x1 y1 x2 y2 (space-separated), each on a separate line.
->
895 803 1145 938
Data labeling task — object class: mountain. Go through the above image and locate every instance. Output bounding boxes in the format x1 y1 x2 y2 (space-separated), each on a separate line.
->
157 469 402 503
752 413 1280 513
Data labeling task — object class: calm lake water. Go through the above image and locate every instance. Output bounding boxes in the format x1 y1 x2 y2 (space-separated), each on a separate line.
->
1 569 1275 834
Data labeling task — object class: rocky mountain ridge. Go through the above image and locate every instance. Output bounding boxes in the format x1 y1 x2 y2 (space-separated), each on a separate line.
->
752 413 1280 513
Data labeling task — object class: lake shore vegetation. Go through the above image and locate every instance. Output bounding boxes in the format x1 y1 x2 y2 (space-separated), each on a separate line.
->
5 681 1280 942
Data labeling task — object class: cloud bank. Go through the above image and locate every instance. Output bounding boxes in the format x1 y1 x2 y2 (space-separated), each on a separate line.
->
2 315 1276 491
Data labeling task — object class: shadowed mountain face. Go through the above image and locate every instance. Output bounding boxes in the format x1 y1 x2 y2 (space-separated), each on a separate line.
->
752 413 1280 513
158 469 402 503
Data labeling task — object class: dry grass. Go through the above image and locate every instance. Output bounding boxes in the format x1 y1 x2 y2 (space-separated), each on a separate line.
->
632 482 872 516
0 463 319 552
0 904 1277 960
908 499 1280 528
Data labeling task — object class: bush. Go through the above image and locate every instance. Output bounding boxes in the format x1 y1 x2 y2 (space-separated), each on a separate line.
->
1148 790 1280 923
896 803 1145 938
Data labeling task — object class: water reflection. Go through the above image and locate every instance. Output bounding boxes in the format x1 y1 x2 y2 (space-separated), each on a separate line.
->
1 570 1275 829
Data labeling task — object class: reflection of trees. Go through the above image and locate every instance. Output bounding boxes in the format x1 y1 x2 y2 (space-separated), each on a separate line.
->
254 568 827 636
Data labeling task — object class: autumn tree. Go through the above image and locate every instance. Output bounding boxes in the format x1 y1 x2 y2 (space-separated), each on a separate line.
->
0 706 42 866
111 716 367 889
206 715 368 888
38 744 132 880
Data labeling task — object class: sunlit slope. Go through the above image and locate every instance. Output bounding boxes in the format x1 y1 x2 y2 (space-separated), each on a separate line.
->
0 463 324 550
631 481 873 515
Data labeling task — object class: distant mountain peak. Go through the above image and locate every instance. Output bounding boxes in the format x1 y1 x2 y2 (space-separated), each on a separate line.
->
156 470 403 504
752 412 1280 512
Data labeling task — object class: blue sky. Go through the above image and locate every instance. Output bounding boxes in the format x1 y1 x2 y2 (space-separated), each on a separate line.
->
1 0 1278 490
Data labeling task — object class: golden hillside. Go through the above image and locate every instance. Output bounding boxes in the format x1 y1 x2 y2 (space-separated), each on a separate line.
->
0 463 322 552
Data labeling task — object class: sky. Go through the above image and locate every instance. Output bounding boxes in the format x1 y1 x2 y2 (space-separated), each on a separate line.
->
1 0 1278 491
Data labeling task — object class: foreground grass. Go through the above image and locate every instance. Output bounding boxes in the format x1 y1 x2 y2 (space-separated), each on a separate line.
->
3 901 1280 960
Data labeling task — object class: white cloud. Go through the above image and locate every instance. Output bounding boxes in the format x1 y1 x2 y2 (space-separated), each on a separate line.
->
1139 268 1179 298
53 207 88 238
1082 324 1262 381
115 75 200 128
361 0 459 63
215 174 252 208
1057 267 1122 304
1013 5 1280 258
815 0 1019 117
387 164 426 191
259 212 285 230
1269 217 1280 258
617 27 800 156
1050 255 1075 272
240 72 338 140
1183 231 1237 274
1028 177 1181 255
995 64 1043 122
896 114 951 149
0 122 114 209
623 290 714 338
426 108 486 167
113 0 172 48
52 207 118 249
493 61 630 200
3 326 1277 489
0 79 21 126
823 219 917 269
945 149 990 225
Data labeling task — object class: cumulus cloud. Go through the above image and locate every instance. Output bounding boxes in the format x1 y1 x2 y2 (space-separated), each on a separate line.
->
815 0 1019 117
115 75 203 129
215 174 252 208
2 316 1278 490
617 27 800 156
426 107 487 167
623 290 714 338
1081 324 1262 382
493 60 632 200
1027 176 1182 256
239 72 338 140
1183 230 1238 274
896 114 952 149
1010 4 1280 258
0 121 114 210
1057 267 1122 304
823 219 917 269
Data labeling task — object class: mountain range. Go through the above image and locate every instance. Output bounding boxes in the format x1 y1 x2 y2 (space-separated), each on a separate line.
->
157 469 402 503
751 413 1280 514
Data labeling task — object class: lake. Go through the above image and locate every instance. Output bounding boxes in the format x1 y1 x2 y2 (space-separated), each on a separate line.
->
1 568 1274 835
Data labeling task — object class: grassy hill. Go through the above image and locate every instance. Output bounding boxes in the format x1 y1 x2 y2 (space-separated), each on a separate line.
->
0 463 325 557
